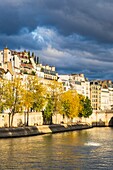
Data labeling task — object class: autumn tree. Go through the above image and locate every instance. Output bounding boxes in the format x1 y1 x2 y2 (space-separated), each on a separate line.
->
48 80 63 109
0 79 5 113
43 80 63 124
32 77 46 111
22 75 46 125
2 78 24 127
59 90 80 121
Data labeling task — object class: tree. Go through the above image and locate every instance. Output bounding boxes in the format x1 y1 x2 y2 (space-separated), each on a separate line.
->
0 79 5 113
32 77 46 112
82 97 93 118
78 95 93 118
2 78 24 127
59 90 80 120
44 80 63 124
22 75 46 125
47 80 63 111
43 97 54 124
78 94 85 118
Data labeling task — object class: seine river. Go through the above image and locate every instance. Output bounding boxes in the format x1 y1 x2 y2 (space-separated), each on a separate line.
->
0 127 113 170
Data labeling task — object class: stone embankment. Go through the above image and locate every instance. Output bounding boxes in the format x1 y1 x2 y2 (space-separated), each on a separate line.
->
0 123 92 138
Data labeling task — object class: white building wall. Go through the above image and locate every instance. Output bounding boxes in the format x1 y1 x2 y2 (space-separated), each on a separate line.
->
108 87 113 109
101 88 110 110
81 81 90 98
58 74 90 98
14 55 21 69
58 75 70 91
37 71 44 78
4 71 12 80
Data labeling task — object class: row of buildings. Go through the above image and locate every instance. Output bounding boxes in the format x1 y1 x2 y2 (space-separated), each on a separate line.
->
58 75 113 111
0 47 113 113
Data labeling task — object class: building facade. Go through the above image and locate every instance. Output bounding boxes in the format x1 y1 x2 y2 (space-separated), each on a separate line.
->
58 73 90 98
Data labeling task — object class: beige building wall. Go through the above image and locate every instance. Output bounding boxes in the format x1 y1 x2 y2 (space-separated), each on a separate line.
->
3 48 12 63
14 54 21 69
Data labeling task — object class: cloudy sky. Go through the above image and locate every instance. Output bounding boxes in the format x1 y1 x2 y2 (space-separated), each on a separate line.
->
1 0 113 80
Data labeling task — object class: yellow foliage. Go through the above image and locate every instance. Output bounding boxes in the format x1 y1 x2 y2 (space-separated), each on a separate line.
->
59 90 80 118
22 75 47 111
47 80 63 98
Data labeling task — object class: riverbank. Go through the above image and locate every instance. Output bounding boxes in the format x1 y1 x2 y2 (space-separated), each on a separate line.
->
0 123 92 138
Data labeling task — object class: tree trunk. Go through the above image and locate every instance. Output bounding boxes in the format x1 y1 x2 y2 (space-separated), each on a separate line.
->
8 113 11 127
24 111 27 126
10 112 15 127
50 115 52 125
26 111 29 126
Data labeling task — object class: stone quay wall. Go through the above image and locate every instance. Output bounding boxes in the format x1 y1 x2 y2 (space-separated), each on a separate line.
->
1 111 113 129
0 124 92 138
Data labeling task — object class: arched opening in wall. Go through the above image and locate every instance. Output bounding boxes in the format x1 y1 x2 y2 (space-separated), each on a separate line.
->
109 117 113 126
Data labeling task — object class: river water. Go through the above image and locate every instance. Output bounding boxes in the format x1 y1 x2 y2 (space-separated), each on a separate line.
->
0 127 113 170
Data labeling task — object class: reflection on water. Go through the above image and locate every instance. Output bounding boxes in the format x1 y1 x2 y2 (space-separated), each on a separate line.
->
0 127 113 169
84 142 101 146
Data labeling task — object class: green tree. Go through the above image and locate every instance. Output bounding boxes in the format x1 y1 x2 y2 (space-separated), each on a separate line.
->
43 97 54 124
78 94 85 118
79 96 93 118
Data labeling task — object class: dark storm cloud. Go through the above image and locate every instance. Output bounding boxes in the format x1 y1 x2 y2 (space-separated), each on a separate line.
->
1 0 113 80
1 0 113 42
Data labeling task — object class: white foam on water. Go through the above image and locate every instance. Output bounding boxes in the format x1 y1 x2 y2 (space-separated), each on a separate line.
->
84 142 101 146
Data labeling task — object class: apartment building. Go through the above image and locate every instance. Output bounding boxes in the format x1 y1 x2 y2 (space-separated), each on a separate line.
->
90 81 101 110
109 87 113 110
101 88 110 110
90 80 113 111
0 47 58 82
38 64 58 81
58 73 90 98
58 75 70 91
70 74 90 98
